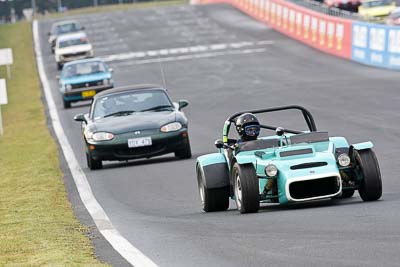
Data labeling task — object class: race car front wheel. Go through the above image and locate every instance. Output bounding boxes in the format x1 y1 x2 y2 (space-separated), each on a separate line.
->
196 164 229 212
232 163 259 214
354 149 382 201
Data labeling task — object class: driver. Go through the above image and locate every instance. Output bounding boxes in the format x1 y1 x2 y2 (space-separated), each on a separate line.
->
235 113 260 143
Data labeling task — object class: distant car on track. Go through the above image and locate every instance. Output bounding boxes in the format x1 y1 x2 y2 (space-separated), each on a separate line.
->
386 7 400 24
358 0 397 20
55 31 94 70
196 106 382 214
48 20 84 53
74 84 191 170
324 0 361 12
58 58 114 109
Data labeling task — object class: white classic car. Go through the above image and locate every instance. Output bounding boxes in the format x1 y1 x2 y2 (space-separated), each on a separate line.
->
55 32 94 70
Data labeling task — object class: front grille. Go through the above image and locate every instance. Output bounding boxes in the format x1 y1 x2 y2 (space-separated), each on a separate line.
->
290 162 328 170
64 51 87 58
71 80 103 89
280 148 313 157
289 176 340 200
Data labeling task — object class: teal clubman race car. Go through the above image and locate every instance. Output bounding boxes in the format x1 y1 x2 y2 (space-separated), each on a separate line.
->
196 106 382 214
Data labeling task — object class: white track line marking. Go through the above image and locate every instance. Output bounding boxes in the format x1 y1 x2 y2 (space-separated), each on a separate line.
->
100 40 274 63
111 48 267 67
33 20 158 267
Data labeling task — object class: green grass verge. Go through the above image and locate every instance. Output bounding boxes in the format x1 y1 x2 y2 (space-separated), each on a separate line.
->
0 22 107 266
36 0 188 19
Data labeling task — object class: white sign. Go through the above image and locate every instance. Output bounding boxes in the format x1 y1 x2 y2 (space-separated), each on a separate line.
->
0 79 7 105
353 25 368 48
23 9 33 21
0 48 13 66
0 78 6 136
369 27 386 52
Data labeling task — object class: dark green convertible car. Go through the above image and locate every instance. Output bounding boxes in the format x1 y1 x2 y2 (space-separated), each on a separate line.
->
74 84 191 170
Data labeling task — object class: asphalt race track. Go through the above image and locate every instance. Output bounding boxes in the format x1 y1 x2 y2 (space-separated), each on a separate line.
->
38 4 400 267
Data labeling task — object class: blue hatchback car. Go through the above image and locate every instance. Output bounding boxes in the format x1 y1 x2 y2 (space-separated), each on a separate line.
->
59 58 114 108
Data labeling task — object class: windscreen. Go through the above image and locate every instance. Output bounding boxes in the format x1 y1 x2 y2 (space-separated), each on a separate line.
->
63 61 107 78
59 37 88 48
56 23 79 34
92 90 173 119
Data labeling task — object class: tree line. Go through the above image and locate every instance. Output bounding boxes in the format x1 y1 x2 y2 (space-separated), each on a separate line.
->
0 0 143 22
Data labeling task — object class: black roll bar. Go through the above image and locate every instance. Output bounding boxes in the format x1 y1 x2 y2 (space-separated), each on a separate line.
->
227 105 317 132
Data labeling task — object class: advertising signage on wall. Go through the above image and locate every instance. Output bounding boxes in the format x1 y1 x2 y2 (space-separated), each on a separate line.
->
198 0 400 70
352 22 400 69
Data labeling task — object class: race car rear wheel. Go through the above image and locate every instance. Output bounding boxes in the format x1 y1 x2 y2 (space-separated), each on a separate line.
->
86 152 103 170
196 164 229 212
354 149 382 201
232 163 259 214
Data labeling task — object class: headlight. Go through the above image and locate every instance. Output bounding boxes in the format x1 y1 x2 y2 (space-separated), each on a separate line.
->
84 130 93 140
65 84 72 91
161 122 182 132
265 164 278 177
92 132 114 141
338 153 351 167
103 79 110 85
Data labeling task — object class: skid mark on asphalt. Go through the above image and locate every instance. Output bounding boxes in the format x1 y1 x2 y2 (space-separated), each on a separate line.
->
100 40 274 63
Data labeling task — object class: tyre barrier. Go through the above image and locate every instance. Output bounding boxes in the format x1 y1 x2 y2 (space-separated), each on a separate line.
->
194 0 400 70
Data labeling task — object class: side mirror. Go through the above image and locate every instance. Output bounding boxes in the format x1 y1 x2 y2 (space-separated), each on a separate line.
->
73 113 86 122
109 68 113 73
178 100 189 110
215 139 224 149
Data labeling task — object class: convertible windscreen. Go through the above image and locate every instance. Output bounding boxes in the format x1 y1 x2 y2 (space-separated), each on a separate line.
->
63 61 107 78
93 90 173 119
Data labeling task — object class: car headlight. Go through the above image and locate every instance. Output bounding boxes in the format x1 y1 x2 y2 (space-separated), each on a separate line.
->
65 84 72 91
338 153 351 167
265 164 278 177
103 79 110 85
92 132 114 141
161 122 182 132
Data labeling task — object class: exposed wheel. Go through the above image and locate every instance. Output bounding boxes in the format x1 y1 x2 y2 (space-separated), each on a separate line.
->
196 164 229 212
175 138 192 159
354 149 382 201
63 98 71 109
86 152 102 170
232 163 259 213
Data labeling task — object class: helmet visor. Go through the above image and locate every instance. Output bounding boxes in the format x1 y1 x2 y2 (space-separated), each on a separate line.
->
244 125 260 137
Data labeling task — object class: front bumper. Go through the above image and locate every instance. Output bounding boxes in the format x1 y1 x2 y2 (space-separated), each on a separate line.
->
62 85 113 102
57 52 92 64
86 129 189 161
